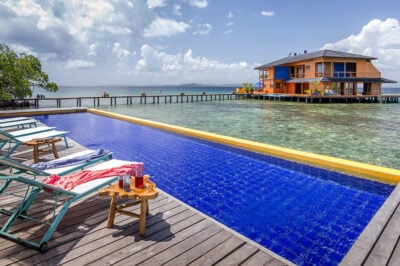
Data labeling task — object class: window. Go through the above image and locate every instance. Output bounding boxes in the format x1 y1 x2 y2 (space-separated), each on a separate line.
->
290 65 305 78
316 63 324 77
260 70 268 79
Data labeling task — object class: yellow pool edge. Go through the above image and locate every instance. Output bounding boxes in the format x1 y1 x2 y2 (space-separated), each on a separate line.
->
88 108 400 185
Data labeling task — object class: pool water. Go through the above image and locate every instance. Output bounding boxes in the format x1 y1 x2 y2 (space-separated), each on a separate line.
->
35 113 394 265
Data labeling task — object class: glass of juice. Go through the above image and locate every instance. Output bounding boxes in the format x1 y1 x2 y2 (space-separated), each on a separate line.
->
135 175 144 189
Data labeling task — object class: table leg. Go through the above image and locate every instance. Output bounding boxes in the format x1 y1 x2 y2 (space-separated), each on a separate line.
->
139 199 147 236
107 195 117 228
51 141 59 158
33 145 39 163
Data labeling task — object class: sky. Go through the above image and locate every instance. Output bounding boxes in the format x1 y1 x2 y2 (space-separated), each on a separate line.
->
0 0 400 86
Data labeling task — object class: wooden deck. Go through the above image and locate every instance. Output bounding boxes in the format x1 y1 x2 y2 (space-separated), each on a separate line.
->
0 137 292 265
341 183 400 265
237 93 400 104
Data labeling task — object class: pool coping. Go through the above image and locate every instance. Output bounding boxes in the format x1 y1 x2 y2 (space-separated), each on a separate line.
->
2 107 400 184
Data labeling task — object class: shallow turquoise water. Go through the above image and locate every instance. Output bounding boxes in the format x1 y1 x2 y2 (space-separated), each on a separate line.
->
98 100 400 169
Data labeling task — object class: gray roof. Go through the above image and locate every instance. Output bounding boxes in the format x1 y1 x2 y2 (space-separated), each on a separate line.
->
255 49 378 69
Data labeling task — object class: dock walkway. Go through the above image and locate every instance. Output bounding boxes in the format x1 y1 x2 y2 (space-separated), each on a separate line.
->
0 136 291 265
241 93 400 104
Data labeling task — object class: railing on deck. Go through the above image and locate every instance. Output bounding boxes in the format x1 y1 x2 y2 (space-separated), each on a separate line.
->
1 93 238 109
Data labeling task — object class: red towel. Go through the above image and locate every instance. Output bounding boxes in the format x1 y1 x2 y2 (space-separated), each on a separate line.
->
43 163 142 191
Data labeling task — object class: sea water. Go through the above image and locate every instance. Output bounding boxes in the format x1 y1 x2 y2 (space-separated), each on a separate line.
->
35 85 400 169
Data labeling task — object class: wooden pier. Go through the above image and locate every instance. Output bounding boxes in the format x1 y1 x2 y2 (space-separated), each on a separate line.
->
1 93 237 109
239 93 400 104
2 93 398 110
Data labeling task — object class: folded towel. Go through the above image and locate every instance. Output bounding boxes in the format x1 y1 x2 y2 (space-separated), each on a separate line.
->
30 148 110 170
43 163 144 191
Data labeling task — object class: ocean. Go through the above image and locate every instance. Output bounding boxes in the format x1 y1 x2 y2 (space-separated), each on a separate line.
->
34 85 400 170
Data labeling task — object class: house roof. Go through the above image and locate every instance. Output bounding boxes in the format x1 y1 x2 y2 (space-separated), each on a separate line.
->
255 50 378 69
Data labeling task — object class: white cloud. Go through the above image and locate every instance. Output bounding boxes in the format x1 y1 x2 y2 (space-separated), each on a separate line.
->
65 59 96 69
227 11 234 19
135 44 253 83
65 1 115 35
226 22 235 26
98 25 132 35
136 44 181 72
2 0 61 30
112 43 131 60
143 17 190 37
188 0 208 9
9 43 37 56
193 23 212 35
173 5 182 16
322 18 400 82
224 29 233 35
261 10 275 17
88 44 98 56
0 0 254 85
147 0 166 9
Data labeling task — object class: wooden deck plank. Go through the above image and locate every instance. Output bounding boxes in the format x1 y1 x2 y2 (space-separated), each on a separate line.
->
388 240 400 266
241 250 287 266
364 203 400 265
137 223 222 265
163 229 232 265
214 242 259 265
112 217 212 265
27 202 194 265
188 235 245 265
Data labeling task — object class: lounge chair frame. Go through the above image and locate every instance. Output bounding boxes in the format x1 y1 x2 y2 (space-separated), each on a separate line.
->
0 174 118 251
5 126 56 137
0 159 131 251
0 119 37 130
0 117 30 124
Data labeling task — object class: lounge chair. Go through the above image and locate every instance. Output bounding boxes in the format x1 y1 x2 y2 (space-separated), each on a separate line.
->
4 126 56 137
0 130 69 157
0 148 113 176
0 119 37 130
0 159 141 251
0 126 56 149
0 117 31 124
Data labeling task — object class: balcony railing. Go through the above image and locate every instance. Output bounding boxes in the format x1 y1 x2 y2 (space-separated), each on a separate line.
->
290 73 305 79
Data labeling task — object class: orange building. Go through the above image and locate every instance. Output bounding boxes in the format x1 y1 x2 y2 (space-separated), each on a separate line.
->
255 50 396 96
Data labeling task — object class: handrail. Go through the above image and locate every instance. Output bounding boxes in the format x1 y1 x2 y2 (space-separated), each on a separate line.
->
1 93 238 109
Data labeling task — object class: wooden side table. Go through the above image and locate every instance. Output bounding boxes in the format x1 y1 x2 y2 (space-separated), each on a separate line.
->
98 175 159 236
24 137 62 163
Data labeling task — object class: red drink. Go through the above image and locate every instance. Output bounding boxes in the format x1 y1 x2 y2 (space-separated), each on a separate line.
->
135 175 144 189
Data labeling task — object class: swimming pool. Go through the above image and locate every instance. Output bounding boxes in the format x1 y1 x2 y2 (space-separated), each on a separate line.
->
34 113 394 265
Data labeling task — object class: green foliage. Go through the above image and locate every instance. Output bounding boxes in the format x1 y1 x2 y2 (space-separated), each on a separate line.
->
311 79 320 93
242 82 254 93
0 43 58 101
